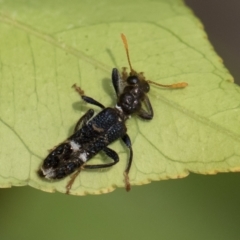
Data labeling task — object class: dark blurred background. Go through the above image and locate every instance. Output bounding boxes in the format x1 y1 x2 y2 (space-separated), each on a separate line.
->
186 0 240 84
1 1 240 240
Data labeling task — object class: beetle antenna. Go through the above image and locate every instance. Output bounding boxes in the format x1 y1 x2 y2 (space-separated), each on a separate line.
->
147 80 188 89
121 33 134 73
121 34 188 88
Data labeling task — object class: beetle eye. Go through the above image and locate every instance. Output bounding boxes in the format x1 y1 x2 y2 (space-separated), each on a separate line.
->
142 81 150 93
127 75 139 85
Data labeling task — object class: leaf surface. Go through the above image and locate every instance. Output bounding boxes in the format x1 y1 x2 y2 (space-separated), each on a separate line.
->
0 0 239 195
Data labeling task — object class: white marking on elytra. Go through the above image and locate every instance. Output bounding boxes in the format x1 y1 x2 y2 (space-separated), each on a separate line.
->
79 152 88 162
115 105 123 112
70 140 81 151
41 167 56 179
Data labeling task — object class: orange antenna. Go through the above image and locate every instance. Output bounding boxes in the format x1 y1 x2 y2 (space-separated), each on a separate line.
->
147 80 188 89
121 34 188 89
121 33 134 72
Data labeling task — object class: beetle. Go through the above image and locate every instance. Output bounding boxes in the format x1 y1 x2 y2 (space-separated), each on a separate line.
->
38 34 188 193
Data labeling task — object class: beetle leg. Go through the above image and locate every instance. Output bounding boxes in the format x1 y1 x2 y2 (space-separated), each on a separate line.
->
83 147 119 169
112 68 122 97
137 94 153 120
72 84 105 109
121 134 133 192
66 168 82 194
74 109 94 133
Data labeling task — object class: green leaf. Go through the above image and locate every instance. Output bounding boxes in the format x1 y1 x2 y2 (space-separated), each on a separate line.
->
0 0 239 195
